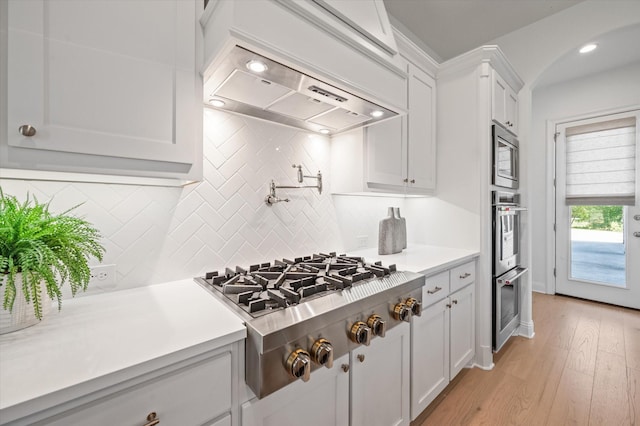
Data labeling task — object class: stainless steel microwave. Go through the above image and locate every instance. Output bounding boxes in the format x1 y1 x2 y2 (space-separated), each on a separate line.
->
492 121 519 189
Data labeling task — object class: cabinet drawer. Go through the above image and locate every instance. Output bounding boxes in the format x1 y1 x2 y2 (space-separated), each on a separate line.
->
450 261 475 293
43 352 232 426
422 270 450 307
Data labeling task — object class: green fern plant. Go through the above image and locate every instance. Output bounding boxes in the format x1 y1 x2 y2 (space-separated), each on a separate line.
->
0 188 105 320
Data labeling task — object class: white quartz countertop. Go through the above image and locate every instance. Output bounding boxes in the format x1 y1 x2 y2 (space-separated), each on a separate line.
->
0 279 246 421
348 244 479 275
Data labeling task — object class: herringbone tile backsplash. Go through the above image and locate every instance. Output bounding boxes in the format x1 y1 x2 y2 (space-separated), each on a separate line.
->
0 110 408 293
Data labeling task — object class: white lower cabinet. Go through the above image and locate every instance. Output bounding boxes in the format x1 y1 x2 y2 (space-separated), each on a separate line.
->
241 354 350 426
411 261 476 420
242 322 411 426
28 349 236 426
351 322 411 426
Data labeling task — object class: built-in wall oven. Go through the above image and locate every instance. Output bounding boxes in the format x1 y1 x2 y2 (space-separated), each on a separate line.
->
492 191 528 351
492 121 519 189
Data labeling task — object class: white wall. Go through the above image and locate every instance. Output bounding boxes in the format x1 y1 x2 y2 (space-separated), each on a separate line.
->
0 109 418 297
530 61 640 292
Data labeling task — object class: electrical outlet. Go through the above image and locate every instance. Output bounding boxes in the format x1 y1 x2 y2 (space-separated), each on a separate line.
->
356 235 369 249
88 264 116 289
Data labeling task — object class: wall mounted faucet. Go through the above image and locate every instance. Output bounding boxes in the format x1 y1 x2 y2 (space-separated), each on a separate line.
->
265 164 323 206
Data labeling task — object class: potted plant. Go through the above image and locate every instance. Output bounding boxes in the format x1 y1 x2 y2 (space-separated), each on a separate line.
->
0 188 105 334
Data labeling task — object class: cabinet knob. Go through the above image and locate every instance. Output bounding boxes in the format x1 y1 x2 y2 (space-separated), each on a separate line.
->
341 364 350 373
144 412 160 426
410 179 415 184
403 178 409 183
452 299 458 305
357 354 365 363
18 125 37 137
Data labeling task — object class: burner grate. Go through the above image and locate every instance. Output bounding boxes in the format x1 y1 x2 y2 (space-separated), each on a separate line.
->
199 252 396 317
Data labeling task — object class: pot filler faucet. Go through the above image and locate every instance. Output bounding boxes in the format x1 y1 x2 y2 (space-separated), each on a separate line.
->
265 164 323 206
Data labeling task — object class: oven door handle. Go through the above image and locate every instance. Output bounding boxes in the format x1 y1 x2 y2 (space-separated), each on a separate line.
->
496 206 528 212
497 267 528 285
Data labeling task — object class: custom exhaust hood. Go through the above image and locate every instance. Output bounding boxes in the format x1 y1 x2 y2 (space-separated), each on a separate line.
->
201 0 407 136
205 46 399 135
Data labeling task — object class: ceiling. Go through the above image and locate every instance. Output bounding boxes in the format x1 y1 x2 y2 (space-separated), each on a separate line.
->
383 0 584 62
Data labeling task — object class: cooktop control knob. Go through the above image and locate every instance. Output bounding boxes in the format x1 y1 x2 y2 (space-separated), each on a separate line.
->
393 303 411 322
405 298 422 317
311 338 334 368
367 314 386 337
286 349 311 382
350 321 372 346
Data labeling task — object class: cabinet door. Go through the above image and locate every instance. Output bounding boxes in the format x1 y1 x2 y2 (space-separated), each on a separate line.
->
7 0 198 165
241 354 349 426
410 298 450 421
351 322 410 426
42 352 233 426
407 63 436 192
365 115 406 188
492 71 518 135
449 284 475 380
506 88 518 135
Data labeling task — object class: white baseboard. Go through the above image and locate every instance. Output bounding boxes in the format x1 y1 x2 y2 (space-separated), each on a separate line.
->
474 344 494 370
518 319 535 339
532 280 547 294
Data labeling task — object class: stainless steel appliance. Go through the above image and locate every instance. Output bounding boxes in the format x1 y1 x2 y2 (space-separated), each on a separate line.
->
492 191 528 351
194 252 424 398
204 46 400 135
492 121 519 189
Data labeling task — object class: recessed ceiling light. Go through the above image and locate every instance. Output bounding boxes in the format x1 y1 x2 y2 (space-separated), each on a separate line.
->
246 60 268 73
370 110 384 118
579 43 598 54
208 99 225 107
319 129 330 134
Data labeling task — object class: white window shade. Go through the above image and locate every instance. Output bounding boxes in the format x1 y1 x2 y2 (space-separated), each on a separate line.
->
565 117 636 206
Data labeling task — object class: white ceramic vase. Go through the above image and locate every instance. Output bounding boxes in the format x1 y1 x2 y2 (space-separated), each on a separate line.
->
0 274 53 335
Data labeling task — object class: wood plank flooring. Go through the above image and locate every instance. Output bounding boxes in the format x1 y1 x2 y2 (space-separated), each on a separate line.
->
413 292 640 426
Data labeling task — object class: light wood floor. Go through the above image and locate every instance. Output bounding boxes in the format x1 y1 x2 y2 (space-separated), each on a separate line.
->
413 292 640 426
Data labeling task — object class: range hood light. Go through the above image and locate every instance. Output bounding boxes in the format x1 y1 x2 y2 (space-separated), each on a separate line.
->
208 99 226 107
318 129 330 134
246 60 268 73
579 43 597 54
370 110 384 118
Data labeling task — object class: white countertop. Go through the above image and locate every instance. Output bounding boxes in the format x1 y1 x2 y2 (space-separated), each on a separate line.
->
348 244 479 275
0 279 246 421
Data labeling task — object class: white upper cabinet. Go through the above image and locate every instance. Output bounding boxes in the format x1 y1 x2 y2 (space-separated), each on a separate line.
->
407 63 436 191
311 0 398 54
492 70 519 135
3 0 202 183
331 29 437 196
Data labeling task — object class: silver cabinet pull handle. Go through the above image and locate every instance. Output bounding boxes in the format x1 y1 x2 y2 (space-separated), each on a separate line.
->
460 272 471 279
427 286 442 294
18 125 36 137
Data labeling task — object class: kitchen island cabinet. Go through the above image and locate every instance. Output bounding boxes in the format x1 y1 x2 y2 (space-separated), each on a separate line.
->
0 280 246 426
1 0 203 185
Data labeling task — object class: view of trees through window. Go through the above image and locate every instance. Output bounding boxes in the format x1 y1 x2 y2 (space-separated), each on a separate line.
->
571 206 623 232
